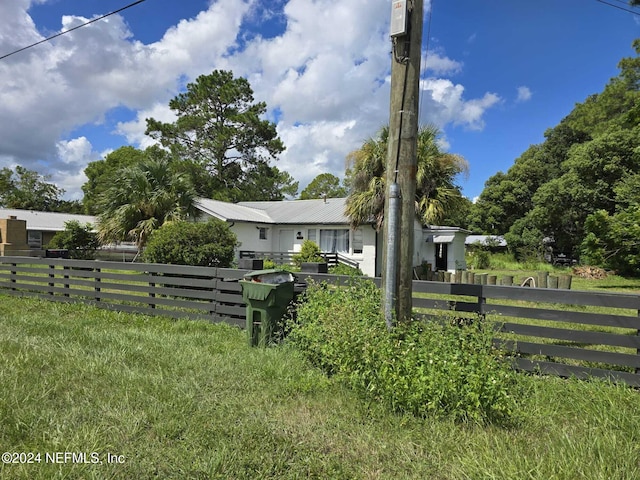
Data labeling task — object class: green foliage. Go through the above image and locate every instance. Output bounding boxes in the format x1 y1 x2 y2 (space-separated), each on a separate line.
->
96 152 197 247
581 207 640 275
472 42 640 270
300 173 347 200
328 263 363 276
145 70 292 202
262 258 297 272
48 220 100 260
345 125 469 229
142 219 238 267
292 240 325 267
5 295 640 478
288 279 520 425
0 165 66 211
82 146 146 215
469 249 491 270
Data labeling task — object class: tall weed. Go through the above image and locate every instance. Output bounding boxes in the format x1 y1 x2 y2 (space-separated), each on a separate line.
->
288 279 522 425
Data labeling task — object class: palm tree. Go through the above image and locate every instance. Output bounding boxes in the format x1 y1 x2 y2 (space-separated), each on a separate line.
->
345 124 468 229
96 152 197 248
345 127 389 230
414 125 469 225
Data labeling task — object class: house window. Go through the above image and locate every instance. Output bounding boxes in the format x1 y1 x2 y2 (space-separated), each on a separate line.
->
258 227 267 240
307 229 317 244
319 229 349 253
353 228 363 254
28 231 42 248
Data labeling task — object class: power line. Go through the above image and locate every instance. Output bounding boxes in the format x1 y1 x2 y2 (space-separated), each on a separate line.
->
0 0 147 61
595 0 640 16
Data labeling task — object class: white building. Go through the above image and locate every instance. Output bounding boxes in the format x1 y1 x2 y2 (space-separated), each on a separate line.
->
195 197 469 277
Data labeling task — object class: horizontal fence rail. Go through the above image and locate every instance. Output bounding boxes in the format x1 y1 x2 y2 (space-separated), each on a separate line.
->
412 280 640 386
1 256 639 386
0 256 247 327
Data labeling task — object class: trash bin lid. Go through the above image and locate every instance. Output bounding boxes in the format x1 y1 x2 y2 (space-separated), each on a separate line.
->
242 269 295 284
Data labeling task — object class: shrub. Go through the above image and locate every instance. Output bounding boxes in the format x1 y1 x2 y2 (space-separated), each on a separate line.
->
288 279 521 425
469 249 491 270
142 219 238 267
328 263 364 276
292 240 325 267
262 258 296 272
48 220 99 260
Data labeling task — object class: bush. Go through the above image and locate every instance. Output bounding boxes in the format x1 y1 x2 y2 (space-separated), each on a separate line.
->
288 279 521 425
328 263 363 276
142 219 238 267
469 249 491 270
262 258 296 272
48 220 99 260
292 240 325 267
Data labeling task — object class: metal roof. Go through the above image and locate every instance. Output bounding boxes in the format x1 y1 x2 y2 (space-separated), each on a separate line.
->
0 209 96 232
196 197 356 225
195 198 272 223
239 197 352 224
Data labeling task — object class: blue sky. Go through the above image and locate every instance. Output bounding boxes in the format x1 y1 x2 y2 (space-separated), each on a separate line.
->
0 0 638 202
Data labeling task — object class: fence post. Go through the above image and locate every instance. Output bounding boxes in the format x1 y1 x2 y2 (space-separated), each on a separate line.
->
63 265 70 297
94 267 101 302
148 272 156 309
559 274 572 290
209 274 218 318
477 285 486 319
10 263 17 291
48 264 55 296
538 271 548 288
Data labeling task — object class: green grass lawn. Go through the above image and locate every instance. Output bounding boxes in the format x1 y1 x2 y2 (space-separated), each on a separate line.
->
2 294 640 479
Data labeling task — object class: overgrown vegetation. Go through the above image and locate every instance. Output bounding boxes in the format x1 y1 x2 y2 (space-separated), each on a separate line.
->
2 294 640 478
142 218 238 267
327 263 363 276
48 220 99 259
288 279 521 425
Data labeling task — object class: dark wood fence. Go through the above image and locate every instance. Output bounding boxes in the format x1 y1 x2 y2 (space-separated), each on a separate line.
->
412 281 640 386
0 256 247 327
1 256 639 386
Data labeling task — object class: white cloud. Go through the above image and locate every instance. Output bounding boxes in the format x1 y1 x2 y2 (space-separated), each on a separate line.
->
423 51 463 75
0 0 503 200
420 78 502 130
516 86 532 103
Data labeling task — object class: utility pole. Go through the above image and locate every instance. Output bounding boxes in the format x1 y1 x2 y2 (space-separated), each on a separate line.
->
383 0 423 326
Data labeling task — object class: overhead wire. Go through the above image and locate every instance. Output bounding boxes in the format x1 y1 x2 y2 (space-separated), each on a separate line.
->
0 0 147 61
594 0 640 16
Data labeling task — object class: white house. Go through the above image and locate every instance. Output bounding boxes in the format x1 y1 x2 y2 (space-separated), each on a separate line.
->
195 197 469 277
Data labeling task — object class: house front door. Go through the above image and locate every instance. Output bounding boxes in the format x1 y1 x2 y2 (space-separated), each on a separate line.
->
435 242 448 271
278 229 294 252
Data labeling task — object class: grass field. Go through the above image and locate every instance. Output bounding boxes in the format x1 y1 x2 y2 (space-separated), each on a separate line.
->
2 293 640 479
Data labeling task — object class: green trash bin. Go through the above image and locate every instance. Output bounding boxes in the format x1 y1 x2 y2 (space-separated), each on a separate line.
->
240 269 296 347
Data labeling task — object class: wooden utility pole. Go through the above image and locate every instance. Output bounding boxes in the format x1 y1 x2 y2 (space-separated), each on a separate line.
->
383 0 423 325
